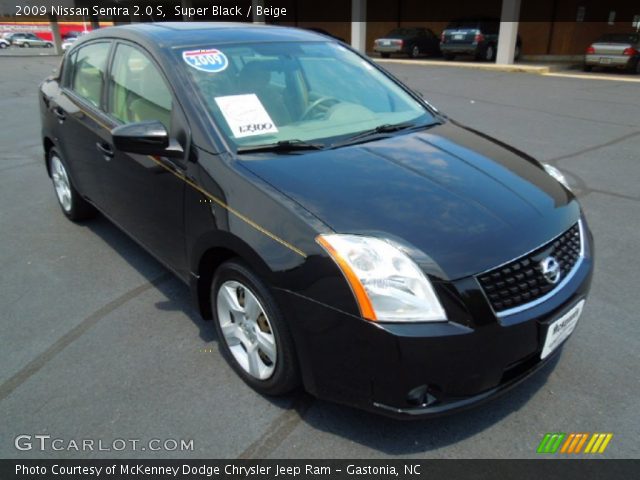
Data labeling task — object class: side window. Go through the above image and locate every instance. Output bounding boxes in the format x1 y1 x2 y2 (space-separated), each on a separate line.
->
71 42 110 108
61 50 76 87
107 43 172 130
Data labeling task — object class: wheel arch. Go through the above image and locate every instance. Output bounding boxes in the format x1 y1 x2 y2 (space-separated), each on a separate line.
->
191 231 277 320
43 137 55 176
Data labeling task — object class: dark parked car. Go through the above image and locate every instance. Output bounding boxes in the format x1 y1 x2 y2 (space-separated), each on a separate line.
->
440 19 522 61
40 23 593 418
374 27 441 58
584 33 640 73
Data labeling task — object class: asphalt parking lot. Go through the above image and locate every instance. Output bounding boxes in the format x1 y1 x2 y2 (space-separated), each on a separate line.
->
1 55 639 459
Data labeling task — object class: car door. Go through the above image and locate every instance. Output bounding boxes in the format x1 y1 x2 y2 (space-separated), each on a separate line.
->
101 41 187 276
52 40 113 207
26 33 41 46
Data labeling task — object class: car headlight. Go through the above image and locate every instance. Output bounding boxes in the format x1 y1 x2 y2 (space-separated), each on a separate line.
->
543 163 571 191
316 234 447 323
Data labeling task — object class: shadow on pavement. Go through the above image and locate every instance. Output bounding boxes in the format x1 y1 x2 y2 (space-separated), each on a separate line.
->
83 213 558 455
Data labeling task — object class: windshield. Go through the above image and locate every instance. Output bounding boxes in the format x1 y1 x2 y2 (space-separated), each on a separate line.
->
179 41 434 150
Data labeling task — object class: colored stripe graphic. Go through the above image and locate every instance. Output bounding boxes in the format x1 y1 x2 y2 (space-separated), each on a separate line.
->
537 433 566 453
560 433 589 453
540 433 613 454
585 433 613 454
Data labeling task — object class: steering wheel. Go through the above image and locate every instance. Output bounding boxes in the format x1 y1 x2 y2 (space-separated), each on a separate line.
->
301 97 340 121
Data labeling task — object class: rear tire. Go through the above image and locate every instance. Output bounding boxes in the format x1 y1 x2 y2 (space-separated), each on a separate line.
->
583 64 593 72
409 45 420 59
483 44 496 62
48 148 96 221
380 52 390 58
443 53 455 61
211 259 300 396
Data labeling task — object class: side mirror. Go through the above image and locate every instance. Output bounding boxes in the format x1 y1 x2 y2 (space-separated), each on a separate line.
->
111 121 183 158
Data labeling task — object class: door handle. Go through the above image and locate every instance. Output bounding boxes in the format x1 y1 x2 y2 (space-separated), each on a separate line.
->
96 142 114 160
52 106 66 122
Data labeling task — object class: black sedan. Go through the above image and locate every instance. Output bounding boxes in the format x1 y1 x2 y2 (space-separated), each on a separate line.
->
40 23 593 418
374 27 441 58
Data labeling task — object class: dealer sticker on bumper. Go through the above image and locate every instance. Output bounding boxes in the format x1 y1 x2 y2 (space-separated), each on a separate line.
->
541 299 585 360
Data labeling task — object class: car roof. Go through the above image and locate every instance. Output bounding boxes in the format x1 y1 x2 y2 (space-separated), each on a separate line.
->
83 22 329 49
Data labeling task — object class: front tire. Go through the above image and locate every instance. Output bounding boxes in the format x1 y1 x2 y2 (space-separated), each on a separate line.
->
212 260 299 395
48 149 95 221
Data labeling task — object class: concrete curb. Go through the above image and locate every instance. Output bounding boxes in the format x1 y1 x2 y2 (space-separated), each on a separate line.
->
374 58 571 74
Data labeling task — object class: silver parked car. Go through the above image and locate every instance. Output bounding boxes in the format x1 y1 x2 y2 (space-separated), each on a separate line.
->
584 33 640 73
9 32 53 48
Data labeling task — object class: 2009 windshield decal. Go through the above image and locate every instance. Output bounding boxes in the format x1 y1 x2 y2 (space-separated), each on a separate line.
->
182 49 228 73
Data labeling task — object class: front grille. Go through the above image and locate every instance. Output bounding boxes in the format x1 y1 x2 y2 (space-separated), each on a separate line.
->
478 223 582 314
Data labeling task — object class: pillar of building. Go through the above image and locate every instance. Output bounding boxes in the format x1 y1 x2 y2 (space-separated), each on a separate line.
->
496 0 521 64
181 0 193 21
89 15 100 30
350 0 367 54
252 0 266 24
48 16 63 55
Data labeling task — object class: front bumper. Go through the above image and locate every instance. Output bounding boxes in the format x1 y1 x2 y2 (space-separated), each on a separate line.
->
275 223 594 419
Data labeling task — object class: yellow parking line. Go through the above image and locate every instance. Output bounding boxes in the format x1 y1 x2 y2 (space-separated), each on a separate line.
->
544 72 640 83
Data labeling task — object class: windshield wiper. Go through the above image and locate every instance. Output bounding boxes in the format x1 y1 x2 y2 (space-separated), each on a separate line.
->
330 121 439 149
236 140 324 154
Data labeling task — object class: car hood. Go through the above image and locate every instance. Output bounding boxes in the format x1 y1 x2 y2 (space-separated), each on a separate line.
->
239 122 580 280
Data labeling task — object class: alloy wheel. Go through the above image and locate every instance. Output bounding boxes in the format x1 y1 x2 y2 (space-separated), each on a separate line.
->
51 155 72 212
216 280 277 380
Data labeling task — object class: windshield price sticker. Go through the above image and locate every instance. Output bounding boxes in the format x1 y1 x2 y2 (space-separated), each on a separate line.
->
182 48 228 73
214 94 279 138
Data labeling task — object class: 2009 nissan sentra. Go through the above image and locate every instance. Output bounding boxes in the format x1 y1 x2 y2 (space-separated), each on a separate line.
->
39 23 593 418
